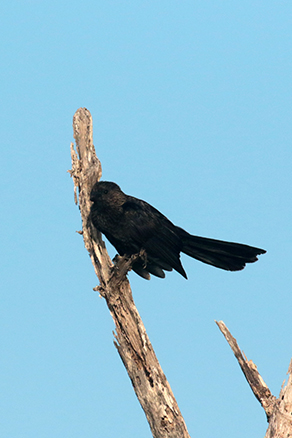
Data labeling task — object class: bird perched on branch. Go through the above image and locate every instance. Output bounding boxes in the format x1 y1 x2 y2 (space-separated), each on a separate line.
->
90 181 266 280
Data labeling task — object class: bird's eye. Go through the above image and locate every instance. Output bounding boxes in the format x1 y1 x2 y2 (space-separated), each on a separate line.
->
103 189 108 194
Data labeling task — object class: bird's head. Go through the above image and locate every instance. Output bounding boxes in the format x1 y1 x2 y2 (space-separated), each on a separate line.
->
90 181 126 208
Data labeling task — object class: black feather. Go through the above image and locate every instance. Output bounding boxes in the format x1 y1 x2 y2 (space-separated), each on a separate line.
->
90 181 266 280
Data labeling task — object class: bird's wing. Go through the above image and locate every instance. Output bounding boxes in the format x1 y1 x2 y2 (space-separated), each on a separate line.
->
122 199 187 277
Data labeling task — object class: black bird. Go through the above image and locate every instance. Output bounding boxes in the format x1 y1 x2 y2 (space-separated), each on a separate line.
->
90 181 266 280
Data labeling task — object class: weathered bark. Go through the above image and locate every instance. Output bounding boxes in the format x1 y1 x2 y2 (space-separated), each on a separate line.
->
216 321 292 437
69 108 191 438
265 360 292 438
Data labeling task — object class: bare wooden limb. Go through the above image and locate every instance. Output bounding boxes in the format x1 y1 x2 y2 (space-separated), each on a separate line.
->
216 320 276 418
264 360 292 438
69 108 191 438
216 321 292 437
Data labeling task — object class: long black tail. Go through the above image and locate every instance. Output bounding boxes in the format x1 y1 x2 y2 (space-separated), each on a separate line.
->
177 228 266 271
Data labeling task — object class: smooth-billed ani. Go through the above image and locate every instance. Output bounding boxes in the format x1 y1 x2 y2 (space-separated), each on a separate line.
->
90 181 266 280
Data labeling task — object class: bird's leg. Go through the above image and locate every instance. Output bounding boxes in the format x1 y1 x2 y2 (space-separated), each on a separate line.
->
139 248 148 269
109 253 138 283
110 250 147 281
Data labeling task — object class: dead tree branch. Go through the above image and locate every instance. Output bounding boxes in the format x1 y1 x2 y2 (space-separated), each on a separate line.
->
69 107 191 438
216 320 292 437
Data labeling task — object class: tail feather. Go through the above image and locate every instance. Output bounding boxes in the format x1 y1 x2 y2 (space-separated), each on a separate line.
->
178 229 266 271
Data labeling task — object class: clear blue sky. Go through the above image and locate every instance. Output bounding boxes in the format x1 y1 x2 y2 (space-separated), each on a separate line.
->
1 1 291 437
